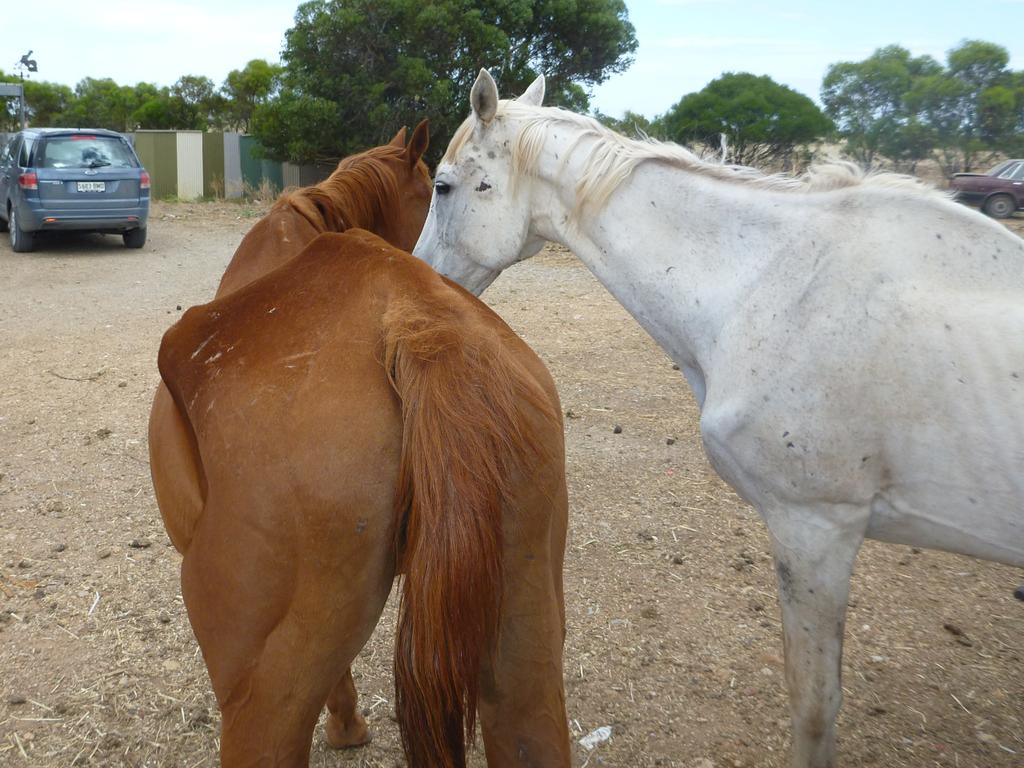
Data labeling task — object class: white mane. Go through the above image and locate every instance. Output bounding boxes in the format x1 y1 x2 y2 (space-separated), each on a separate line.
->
444 99 950 218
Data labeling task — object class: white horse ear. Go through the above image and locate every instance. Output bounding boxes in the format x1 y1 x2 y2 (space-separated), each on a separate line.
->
518 75 545 107
471 69 499 124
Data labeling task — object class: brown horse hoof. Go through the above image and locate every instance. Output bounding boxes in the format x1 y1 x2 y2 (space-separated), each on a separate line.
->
326 712 372 749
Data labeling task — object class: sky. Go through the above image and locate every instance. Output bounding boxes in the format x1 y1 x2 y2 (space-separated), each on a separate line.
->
3 0 1024 119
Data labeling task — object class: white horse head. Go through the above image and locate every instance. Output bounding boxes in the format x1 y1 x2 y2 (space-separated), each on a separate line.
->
414 68 915 295
414 69 549 294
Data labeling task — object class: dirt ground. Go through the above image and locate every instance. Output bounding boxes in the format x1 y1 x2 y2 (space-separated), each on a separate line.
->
0 200 1021 768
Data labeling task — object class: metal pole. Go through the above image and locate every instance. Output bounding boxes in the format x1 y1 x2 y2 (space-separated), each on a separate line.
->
19 91 26 129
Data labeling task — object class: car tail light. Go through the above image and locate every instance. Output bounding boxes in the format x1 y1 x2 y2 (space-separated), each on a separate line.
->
18 172 38 190
139 171 150 190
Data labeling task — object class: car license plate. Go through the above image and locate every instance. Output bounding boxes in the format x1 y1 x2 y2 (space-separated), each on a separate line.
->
77 181 105 192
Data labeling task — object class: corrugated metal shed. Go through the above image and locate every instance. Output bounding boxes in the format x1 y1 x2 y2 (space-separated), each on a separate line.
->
223 133 242 199
133 131 177 199
202 132 225 198
175 131 204 200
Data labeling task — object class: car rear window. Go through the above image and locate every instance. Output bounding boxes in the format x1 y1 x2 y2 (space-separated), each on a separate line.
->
37 135 136 170
19 136 34 166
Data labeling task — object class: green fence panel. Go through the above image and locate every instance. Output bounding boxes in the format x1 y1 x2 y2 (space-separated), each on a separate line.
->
239 135 261 193
134 131 177 199
236 136 286 197
202 132 225 198
260 158 283 196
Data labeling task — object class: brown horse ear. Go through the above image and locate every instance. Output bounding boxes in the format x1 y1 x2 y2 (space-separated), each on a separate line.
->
389 126 408 147
406 119 429 166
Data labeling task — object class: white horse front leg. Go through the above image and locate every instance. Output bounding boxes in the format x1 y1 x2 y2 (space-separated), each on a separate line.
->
762 503 870 768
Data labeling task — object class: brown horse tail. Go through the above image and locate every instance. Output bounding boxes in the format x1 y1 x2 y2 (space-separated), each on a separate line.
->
382 290 558 768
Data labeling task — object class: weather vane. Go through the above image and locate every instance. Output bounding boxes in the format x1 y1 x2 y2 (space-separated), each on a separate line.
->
16 50 38 79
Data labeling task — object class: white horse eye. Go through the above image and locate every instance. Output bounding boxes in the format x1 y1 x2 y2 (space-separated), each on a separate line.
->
434 181 452 195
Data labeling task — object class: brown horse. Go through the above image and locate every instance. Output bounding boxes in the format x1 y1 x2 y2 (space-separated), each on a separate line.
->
149 123 433 751
149 130 571 767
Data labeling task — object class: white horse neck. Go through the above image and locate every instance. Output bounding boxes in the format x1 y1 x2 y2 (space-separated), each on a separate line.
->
528 133 802 400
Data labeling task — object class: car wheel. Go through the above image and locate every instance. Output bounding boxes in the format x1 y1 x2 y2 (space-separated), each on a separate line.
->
983 194 1015 219
9 206 35 253
123 227 147 249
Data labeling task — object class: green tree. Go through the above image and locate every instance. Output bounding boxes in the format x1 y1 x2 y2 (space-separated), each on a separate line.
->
977 84 1017 143
255 0 637 163
660 72 833 169
876 115 935 173
222 59 283 132
23 80 74 126
1005 71 1024 156
0 73 75 130
905 71 974 173
821 45 941 167
60 78 139 131
947 40 1009 93
132 83 179 130
931 40 1014 173
252 91 341 163
168 75 226 130
824 40 1020 175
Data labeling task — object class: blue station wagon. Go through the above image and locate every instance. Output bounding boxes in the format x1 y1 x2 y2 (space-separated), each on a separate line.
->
0 128 150 252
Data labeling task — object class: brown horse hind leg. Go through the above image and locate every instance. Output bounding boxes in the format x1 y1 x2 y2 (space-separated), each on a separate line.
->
324 666 372 748
180 500 394 767
477 471 572 767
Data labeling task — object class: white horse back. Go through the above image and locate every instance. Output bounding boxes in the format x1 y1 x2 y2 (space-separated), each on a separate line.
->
705 191 1024 566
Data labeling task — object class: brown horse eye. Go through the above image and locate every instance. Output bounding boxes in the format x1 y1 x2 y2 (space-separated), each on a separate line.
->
434 181 451 195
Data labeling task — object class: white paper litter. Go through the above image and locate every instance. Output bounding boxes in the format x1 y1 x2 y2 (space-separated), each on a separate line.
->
578 726 612 750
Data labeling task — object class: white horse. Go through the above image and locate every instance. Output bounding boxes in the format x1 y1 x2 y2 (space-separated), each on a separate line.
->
414 70 1024 768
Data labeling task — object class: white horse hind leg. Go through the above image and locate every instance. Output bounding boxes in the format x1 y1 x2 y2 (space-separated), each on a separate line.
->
763 502 871 768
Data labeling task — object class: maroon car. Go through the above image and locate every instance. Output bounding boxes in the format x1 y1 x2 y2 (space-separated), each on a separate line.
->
949 159 1024 218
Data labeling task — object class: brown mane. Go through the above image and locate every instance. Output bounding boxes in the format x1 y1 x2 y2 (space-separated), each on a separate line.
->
276 145 431 235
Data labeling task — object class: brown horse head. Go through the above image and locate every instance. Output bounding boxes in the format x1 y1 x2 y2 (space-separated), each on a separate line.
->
352 118 431 251
298 118 432 251
294 119 432 242
215 120 432 297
